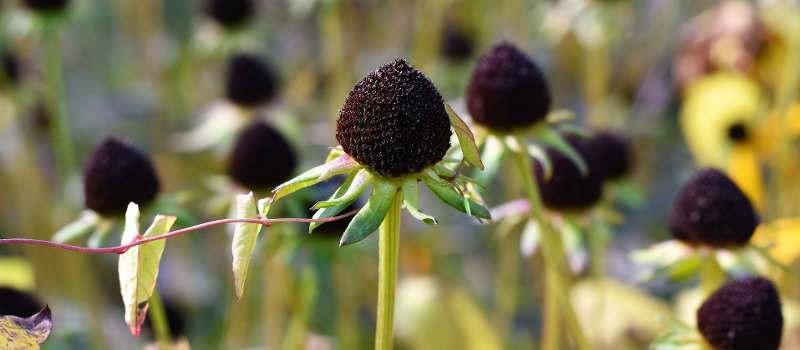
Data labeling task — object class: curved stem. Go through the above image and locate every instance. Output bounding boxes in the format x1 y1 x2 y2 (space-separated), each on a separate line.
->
509 137 590 350
375 189 402 350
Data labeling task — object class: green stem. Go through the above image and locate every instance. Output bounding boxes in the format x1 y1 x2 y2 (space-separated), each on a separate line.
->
509 137 590 350
375 189 402 350
148 287 172 348
699 251 725 298
541 269 562 350
587 221 608 278
42 23 76 181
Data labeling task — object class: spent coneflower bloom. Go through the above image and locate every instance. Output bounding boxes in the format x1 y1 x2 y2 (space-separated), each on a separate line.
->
534 136 604 212
590 131 632 180
205 0 253 30
1 51 20 88
228 121 296 192
697 276 783 350
23 0 69 13
225 54 279 108
269 58 488 350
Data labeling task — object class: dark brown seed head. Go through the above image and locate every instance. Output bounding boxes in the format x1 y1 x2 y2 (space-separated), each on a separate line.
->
467 42 551 130
23 0 69 12
336 58 451 177
225 54 278 107
727 123 748 143
228 121 296 191
84 137 161 216
669 168 758 247
591 131 631 180
2 51 20 86
697 276 783 350
441 24 474 61
205 0 253 28
0 287 42 318
534 136 604 211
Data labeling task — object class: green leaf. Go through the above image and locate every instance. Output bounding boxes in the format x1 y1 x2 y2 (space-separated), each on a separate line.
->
118 203 175 337
531 127 588 176
313 169 373 209
87 218 117 248
272 155 359 202
0 306 52 349
340 179 398 246
447 104 484 170
401 178 437 226
421 175 491 220
309 171 360 233
232 192 264 301
528 143 553 180
51 210 100 243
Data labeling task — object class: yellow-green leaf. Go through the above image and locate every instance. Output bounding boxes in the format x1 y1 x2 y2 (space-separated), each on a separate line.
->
118 203 175 337
447 105 484 170
232 192 263 301
0 306 52 349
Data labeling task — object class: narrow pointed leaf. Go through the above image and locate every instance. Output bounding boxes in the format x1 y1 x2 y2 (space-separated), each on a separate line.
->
52 210 100 243
313 169 373 209
401 178 437 226
531 127 588 176
528 143 553 180
447 104 484 170
271 155 358 202
232 192 264 301
310 171 360 233
0 306 52 349
339 180 398 246
118 203 175 337
421 176 491 220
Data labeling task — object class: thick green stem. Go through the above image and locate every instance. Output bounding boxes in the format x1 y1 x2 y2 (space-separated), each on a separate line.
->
375 189 402 350
42 24 76 181
509 138 590 350
148 287 172 348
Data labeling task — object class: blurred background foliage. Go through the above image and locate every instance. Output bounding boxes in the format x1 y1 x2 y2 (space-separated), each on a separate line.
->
1 0 800 349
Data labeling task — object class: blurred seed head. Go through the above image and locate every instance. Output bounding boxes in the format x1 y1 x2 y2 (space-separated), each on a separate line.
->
591 131 632 180
697 276 783 350
441 23 474 61
534 136 604 211
84 137 161 216
228 121 296 191
336 58 451 177
225 54 278 108
0 287 42 318
1 51 20 87
726 123 748 143
669 168 758 247
23 0 69 12
467 42 551 130
205 0 253 29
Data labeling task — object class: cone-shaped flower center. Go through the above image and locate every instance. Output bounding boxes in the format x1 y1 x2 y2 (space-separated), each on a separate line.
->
205 0 253 28
336 58 451 177
228 121 296 191
534 136 604 211
225 54 278 107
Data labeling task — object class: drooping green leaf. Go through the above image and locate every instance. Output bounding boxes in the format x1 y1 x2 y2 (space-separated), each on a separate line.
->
232 192 264 301
118 203 175 337
313 169 373 209
531 127 588 176
271 155 359 202
51 210 100 243
447 104 484 170
309 171 360 233
339 179 398 246
528 143 553 180
401 178 437 226
0 306 52 349
421 175 491 220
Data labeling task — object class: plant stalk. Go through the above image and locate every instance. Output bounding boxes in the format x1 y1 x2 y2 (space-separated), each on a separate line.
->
148 287 172 349
375 189 402 350
42 23 76 181
509 139 590 350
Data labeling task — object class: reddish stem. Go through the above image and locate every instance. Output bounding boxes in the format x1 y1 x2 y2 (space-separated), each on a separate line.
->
0 209 361 254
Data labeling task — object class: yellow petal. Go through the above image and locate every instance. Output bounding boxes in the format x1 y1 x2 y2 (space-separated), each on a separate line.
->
727 144 764 212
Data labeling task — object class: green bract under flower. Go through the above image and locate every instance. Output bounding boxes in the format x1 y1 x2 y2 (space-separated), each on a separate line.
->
271 59 489 246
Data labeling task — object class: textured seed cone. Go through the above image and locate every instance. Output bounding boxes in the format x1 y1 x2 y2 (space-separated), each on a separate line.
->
2 51 20 86
697 276 783 350
205 0 253 28
534 137 604 211
467 42 551 130
669 168 758 247
228 121 296 191
23 0 69 12
225 54 278 107
0 287 42 318
591 131 631 180
336 58 451 177
84 137 161 216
